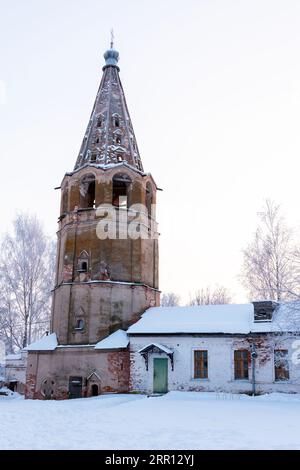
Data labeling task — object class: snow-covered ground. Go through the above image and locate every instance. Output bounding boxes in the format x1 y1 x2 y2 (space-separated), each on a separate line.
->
1 391 300 449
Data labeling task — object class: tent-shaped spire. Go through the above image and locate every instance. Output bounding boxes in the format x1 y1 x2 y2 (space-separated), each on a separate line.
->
74 42 143 172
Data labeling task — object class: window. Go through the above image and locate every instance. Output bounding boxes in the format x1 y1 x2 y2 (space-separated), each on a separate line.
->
115 135 122 145
234 350 249 380
112 173 131 208
146 182 153 218
62 183 68 214
97 117 102 127
80 261 88 272
75 319 84 330
194 350 208 379
77 251 89 275
80 174 96 209
274 350 289 381
90 154 97 162
117 154 123 162
114 117 120 127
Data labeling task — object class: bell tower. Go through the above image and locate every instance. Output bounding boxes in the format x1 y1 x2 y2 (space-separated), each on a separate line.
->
52 43 160 345
25 43 159 399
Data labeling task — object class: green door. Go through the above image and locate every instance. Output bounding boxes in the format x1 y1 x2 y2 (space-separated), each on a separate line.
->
153 358 168 394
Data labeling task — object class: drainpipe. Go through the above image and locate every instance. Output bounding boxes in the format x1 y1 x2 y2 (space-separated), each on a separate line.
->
251 343 258 396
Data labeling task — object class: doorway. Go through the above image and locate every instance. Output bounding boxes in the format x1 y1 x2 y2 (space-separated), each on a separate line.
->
68 376 83 399
91 384 99 396
153 358 168 394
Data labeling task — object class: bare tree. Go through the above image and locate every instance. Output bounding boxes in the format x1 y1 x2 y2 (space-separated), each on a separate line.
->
161 292 181 307
189 285 232 306
0 213 55 350
241 200 298 301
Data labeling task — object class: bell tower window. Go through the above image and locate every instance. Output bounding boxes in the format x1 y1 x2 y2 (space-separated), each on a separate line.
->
80 174 96 209
112 173 131 208
146 182 153 218
115 135 122 145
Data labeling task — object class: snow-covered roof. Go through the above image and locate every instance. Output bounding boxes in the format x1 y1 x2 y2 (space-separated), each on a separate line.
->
24 333 58 351
127 303 300 335
139 343 173 355
94 329 129 350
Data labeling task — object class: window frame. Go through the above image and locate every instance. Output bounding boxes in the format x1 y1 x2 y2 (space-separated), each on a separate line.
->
194 350 208 379
234 349 249 380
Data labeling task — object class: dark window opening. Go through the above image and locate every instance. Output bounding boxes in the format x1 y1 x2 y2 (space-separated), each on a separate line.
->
80 174 96 209
97 117 102 127
112 174 131 208
114 118 120 127
117 154 123 162
91 154 97 162
62 184 68 214
91 384 99 396
115 135 122 145
275 350 289 381
194 350 208 379
234 350 249 380
75 319 84 330
146 182 153 218
80 261 88 272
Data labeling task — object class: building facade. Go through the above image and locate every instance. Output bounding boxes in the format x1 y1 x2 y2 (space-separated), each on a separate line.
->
128 302 300 395
25 43 159 399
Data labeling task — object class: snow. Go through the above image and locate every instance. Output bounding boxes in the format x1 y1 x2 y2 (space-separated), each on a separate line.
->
139 343 173 355
1 391 300 449
24 333 58 351
5 354 22 360
94 329 129 349
127 303 300 335
127 304 254 334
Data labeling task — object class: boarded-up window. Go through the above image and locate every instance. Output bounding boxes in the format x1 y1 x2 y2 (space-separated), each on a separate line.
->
234 350 249 380
274 350 289 381
194 350 208 379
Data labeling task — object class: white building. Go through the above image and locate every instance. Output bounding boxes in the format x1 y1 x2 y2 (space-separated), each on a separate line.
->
128 301 300 395
5 351 27 394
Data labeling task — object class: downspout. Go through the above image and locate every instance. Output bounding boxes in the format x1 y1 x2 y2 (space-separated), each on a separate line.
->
251 342 257 396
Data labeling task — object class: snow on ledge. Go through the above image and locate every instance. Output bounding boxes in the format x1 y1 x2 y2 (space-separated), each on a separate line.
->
94 330 129 350
24 333 58 351
139 343 173 355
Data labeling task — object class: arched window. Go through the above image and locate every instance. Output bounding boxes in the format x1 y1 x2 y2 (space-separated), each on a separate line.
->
97 117 102 127
115 135 122 145
146 182 153 218
113 114 120 127
77 250 89 273
112 173 131 208
62 183 68 214
80 174 96 209
75 319 84 330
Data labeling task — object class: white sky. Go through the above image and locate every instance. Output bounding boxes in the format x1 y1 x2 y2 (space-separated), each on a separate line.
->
1 0 300 304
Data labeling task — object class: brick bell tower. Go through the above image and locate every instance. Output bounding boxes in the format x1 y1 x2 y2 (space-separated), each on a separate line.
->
25 42 159 399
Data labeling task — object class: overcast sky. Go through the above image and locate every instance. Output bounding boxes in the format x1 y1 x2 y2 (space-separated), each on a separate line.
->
1 0 300 303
